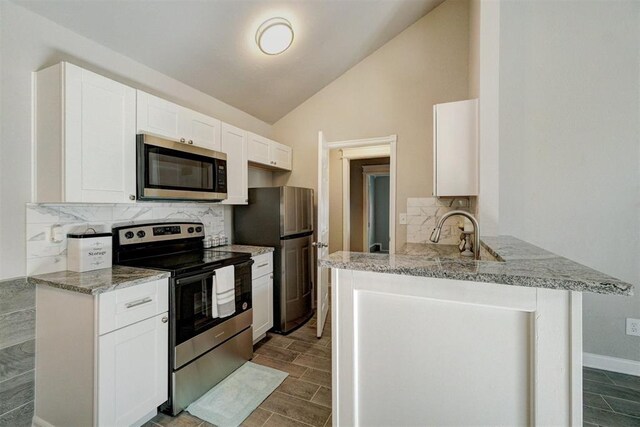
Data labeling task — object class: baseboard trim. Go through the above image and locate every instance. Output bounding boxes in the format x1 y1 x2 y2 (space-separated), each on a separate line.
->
32 415 55 427
583 352 640 376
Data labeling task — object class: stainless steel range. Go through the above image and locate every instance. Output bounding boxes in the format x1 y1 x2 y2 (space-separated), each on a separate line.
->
113 222 253 415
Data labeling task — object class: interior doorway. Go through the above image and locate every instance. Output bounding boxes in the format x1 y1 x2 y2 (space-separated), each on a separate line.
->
340 145 394 253
363 164 390 253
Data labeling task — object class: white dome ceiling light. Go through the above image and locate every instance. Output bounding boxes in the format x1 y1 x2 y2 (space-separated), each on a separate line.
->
256 17 294 55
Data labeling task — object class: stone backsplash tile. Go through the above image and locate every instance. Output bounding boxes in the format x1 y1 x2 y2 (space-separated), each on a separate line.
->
0 309 35 351
406 197 475 245
0 370 34 416
26 202 226 275
0 401 33 427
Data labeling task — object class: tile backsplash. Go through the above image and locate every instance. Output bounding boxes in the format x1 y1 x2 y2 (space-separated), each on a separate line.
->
406 197 475 245
26 203 226 275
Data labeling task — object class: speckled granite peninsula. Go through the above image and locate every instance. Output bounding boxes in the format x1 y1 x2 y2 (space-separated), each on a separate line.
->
209 244 274 257
320 236 633 296
28 266 171 295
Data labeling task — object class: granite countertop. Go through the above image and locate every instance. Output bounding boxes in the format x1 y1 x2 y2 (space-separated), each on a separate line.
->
209 244 274 257
28 266 171 295
320 236 634 296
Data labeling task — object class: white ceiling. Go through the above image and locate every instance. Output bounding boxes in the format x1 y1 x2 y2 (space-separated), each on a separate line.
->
15 0 444 124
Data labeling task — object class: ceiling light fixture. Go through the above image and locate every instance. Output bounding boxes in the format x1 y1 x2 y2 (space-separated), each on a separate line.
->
256 17 294 55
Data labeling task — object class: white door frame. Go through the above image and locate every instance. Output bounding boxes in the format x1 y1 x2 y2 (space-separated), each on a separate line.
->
328 135 397 254
362 165 390 252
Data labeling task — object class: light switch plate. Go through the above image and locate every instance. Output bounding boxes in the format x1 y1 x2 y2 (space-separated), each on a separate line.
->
399 213 407 225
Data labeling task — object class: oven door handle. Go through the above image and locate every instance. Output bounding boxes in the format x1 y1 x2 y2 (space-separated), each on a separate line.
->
175 271 216 286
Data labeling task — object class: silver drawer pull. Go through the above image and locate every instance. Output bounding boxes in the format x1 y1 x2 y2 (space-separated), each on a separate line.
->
257 262 269 268
215 331 225 339
125 297 152 309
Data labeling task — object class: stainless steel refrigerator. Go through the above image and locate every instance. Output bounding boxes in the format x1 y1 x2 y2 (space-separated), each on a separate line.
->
233 186 314 334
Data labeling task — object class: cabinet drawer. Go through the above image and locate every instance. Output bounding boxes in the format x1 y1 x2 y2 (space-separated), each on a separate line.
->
98 279 169 335
252 253 273 279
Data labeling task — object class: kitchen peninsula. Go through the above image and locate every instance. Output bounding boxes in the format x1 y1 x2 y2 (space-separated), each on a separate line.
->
320 236 633 426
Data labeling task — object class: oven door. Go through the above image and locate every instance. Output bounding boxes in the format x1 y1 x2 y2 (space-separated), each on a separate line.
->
172 260 253 369
137 134 227 201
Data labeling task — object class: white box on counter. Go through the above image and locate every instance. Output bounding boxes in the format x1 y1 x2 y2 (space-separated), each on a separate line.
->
67 231 112 272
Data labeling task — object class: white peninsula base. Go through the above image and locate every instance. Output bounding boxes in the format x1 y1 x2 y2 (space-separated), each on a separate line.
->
331 269 583 426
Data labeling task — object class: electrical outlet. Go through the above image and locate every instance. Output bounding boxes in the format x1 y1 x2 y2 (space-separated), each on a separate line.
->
399 213 407 225
626 318 640 337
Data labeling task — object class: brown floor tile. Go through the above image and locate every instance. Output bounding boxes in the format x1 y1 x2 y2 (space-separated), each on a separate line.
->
293 354 331 372
289 327 330 346
323 414 332 427
255 344 300 362
253 354 308 378
151 411 203 427
288 341 331 359
278 377 321 400
301 368 332 388
311 387 331 408
241 407 273 427
260 392 331 427
263 413 312 427
263 334 296 349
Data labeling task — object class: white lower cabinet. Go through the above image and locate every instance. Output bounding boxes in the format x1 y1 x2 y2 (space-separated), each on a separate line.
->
35 278 169 427
98 313 168 427
251 253 274 343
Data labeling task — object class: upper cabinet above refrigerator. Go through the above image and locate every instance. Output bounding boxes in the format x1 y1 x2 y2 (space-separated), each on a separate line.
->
433 99 478 197
247 132 292 171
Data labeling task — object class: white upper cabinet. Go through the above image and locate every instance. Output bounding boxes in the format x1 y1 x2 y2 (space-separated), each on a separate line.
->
221 123 248 205
433 99 478 197
35 62 137 203
247 132 292 171
137 91 221 151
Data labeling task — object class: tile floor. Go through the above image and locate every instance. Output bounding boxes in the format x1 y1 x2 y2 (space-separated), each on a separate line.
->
147 313 332 427
145 312 640 427
583 367 640 426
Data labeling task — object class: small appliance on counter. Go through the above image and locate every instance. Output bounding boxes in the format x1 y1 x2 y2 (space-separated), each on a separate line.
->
67 229 112 272
234 186 314 334
112 222 253 415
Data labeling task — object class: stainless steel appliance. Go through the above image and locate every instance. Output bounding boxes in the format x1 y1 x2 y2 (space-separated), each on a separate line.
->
234 187 314 334
136 134 228 202
113 222 253 415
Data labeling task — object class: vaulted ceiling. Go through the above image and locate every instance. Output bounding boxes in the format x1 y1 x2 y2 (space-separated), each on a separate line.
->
15 0 444 123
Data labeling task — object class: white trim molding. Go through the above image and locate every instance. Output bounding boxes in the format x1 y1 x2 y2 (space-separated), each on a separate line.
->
329 135 397 254
583 352 640 376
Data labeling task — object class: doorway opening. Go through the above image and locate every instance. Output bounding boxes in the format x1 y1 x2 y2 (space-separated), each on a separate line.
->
363 165 390 253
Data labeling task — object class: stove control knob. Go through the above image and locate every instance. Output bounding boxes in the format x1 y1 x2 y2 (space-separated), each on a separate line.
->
187 227 195 233
136 230 146 238
195 226 203 233
242 302 248 310
124 231 134 239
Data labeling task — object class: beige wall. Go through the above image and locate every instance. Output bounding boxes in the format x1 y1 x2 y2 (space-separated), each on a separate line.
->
272 0 470 251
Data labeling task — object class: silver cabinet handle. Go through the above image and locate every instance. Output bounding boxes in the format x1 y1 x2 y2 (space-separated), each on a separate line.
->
161 316 168 323
188 140 193 145
180 138 186 143
125 297 152 309
257 262 269 268
312 242 328 248
129 194 135 200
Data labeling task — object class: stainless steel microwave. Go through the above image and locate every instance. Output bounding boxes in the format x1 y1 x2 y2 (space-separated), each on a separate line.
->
136 134 227 202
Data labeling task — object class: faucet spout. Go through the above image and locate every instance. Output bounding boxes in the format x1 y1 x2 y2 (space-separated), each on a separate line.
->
430 210 481 260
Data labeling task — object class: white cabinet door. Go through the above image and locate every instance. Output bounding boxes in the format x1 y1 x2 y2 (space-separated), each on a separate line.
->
433 99 478 196
136 91 181 141
180 109 221 151
252 273 273 342
64 64 136 203
270 143 292 171
98 313 168 427
247 132 271 165
221 122 248 205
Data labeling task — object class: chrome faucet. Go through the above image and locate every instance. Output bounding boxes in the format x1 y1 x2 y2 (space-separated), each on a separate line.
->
430 210 481 260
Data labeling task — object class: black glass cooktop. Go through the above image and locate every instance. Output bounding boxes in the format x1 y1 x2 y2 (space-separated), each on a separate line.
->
121 249 251 276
